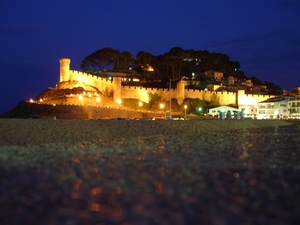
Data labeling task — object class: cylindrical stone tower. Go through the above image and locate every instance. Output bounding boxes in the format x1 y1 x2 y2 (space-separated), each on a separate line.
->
176 80 185 105
237 89 245 106
59 58 71 82
113 77 122 103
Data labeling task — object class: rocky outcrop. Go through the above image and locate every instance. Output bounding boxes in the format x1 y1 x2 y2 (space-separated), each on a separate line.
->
0 101 165 119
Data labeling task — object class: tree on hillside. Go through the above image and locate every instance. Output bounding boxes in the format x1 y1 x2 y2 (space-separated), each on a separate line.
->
99 47 115 69
264 81 283 95
198 50 214 71
81 47 136 73
80 54 98 72
210 93 220 106
80 47 115 72
135 51 156 72
160 47 186 80
80 46 280 92
250 76 263 85
135 51 163 82
147 91 162 109
112 49 121 70
120 51 133 70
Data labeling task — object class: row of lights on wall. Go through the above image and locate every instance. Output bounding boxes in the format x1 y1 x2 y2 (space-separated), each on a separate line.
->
30 96 202 120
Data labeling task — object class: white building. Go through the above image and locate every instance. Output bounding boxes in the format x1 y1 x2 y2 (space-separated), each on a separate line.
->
208 106 240 119
208 106 238 116
257 97 290 119
238 105 257 118
288 94 300 119
209 105 256 119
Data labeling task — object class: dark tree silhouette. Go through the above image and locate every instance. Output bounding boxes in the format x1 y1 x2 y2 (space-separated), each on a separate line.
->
81 46 281 91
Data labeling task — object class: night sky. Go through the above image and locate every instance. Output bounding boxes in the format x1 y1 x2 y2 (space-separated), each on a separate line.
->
1 0 299 113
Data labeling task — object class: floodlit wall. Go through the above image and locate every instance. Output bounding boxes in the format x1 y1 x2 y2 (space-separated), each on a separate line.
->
69 70 113 94
237 90 275 107
59 58 114 94
113 77 121 103
121 86 176 103
185 89 237 105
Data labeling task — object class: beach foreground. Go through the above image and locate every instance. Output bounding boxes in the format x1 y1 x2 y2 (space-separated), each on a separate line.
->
0 119 299 224
0 119 292 146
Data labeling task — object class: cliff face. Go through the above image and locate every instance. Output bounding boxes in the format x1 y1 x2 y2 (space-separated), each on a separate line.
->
0 101 54 118
0 101 36 118
36 81 102 101
37 86 87 101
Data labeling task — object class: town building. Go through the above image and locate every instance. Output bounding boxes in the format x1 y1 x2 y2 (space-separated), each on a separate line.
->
288 94 300 119
256 96 293 119
208 105 256 119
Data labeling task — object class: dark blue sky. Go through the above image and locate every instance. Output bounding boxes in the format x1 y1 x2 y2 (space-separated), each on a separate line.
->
1 0 300 113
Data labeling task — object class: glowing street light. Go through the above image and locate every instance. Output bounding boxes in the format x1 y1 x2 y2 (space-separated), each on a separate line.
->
184 105 187 120
52 103 56 120
78 95 83 105
198 107 202 114
160 102 166 119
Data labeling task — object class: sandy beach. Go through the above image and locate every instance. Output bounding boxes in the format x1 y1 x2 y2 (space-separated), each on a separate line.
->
0 119 292 146
0 119 299 224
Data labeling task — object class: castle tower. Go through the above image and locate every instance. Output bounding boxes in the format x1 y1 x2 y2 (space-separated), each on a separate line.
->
237 89 245 106
176 80 185 105
59 58 71 82
113 77 122 103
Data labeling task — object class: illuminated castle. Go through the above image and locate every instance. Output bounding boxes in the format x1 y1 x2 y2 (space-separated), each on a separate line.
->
46 58 275 107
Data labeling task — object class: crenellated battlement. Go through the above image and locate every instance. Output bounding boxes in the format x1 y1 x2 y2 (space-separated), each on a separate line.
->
69 70 112 84
121 85 176 103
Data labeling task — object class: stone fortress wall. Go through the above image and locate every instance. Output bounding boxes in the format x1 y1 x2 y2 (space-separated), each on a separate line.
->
60 58 114 96
59 58 275 107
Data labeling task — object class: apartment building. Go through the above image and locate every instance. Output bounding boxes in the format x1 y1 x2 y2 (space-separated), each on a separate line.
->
288 95 300 118
257 96 292 119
